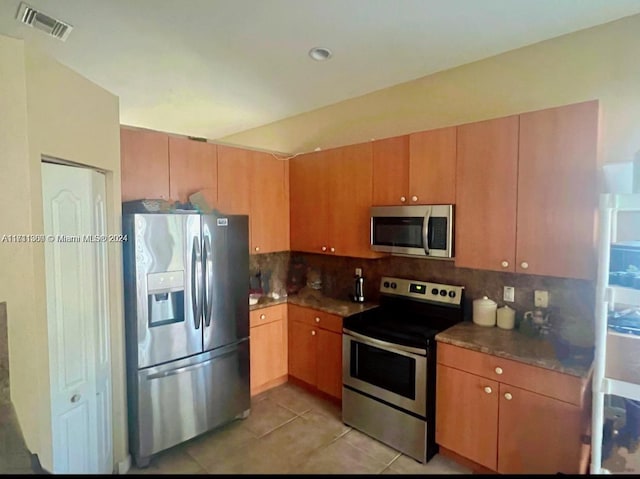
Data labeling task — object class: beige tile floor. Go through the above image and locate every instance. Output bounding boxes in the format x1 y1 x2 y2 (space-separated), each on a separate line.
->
128 382 471 475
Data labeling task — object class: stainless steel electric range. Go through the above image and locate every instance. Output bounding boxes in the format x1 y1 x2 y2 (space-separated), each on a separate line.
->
342 276 464 463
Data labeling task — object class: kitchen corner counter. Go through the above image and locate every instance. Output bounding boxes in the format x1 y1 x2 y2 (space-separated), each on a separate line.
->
435 321 593 379
249 293 378 317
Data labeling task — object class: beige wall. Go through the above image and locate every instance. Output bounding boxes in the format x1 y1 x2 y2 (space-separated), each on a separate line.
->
222 13 640 166
0 35 127 472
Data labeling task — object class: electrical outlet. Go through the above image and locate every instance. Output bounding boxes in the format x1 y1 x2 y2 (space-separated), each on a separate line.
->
355 268 362 277
534 290 549 308
503 286 515 302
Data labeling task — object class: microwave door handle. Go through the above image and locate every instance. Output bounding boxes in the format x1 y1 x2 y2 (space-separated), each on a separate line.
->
422 206 432 255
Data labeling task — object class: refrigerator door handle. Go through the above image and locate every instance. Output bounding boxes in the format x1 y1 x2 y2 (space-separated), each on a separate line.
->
203 235 214 327
191 236 203 329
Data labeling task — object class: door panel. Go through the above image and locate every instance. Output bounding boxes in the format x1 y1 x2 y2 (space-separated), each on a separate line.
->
497 383 583 474
372 136 409 206
134 214 202 367
516 100 598 279
120 127 169 201
455 116 519 272
288 320 316 386
42 162 111 473
316 329 342 399
217 145 251 215
409 126 457 204
435 364 498 470
168 136 217 204
203 214 249 351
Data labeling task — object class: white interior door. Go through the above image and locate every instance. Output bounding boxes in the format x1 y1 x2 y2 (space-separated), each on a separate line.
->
41 161 113 474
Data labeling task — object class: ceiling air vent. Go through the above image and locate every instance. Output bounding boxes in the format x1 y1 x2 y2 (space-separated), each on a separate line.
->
16 2 73 42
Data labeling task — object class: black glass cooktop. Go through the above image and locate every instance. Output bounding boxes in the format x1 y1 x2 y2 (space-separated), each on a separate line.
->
343 297 463 350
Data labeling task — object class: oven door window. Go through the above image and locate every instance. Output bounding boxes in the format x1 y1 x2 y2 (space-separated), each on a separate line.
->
350 341 416 400
372 216 424 249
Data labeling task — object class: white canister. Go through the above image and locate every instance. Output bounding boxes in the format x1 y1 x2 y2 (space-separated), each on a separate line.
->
496 305 516 330
473 296 497 327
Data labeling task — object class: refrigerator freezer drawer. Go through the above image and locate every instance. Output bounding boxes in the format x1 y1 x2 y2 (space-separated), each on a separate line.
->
133 339 250 461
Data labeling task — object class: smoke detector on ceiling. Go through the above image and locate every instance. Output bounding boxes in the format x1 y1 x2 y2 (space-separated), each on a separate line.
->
15 2 73 42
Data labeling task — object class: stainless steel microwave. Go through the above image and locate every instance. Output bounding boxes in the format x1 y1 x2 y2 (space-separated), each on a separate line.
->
370 205 454 258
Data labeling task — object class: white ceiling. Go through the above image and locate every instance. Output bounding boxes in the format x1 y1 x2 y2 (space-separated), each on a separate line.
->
1 0 640 142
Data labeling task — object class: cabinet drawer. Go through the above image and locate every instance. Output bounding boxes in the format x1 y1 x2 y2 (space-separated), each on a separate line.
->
250 304 286 328
288 304 343 333
437 343 586 406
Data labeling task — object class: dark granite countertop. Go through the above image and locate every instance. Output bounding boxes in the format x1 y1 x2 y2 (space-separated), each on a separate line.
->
249 293 378 318
435 321 593 379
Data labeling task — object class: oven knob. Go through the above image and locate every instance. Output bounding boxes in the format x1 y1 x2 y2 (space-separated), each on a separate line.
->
431 288 438 295
439 289 447 296
391 282 397 289
448 291 456 298
384 281 390 288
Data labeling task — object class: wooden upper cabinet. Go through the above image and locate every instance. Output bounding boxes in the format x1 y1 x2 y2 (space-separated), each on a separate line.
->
216 145 251 215
409 126 457 205
168 136 217 204
250 151 289 254
372 136 410 206
516 101 598 280
289 150 331 254
120 127 169 201
455 116 519 272
328 142 380 258
372 127 456 206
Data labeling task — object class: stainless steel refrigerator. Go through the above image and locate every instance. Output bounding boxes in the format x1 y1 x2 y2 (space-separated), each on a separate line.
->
122 212 250 468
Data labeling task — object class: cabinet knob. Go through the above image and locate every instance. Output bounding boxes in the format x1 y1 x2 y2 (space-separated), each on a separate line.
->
71 394 81 403
311 330 316 336
501 261 509 268
315 317 320 323
494 367 503 375
484 386 492 394
520 261 529 269
504 392 513 401
400 196 406 203
321 246 327 252
330 247 335 253
260 314 266 320
254 246 260 252
411 195 418 202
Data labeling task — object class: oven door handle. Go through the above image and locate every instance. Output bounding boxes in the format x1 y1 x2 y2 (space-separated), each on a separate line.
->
343 329 427 356
422 205 432 256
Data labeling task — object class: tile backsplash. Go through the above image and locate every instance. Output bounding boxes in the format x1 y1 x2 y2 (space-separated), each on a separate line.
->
249 251 290 298
288 253 596 345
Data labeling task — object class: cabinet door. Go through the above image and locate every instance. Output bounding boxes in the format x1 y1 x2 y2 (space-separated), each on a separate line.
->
327 142 380 258
168 137 217 204
436 364 499 470
372 136 409 206
409 126 457 204
516 101 598 279
250 151 289 253
497 383 583 474
250 319 287 395
288 320 317 387
316 329 342 400
455 116 519 272
289 150 330 254
217 145 251 215
120 127 169 201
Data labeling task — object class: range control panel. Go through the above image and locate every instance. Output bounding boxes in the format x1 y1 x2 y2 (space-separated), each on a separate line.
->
379 276 464 307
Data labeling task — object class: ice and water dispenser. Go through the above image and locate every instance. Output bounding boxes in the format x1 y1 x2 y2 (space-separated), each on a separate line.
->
147 271 185 327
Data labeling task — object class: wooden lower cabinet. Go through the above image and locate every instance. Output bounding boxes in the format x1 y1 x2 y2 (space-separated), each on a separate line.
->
288 304 343 400
436 343 589 474
436 365 499 470
249 304 288 396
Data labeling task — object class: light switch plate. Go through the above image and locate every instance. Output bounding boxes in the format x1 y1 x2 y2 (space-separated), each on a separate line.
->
534 290 549 308
503 286 515 302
